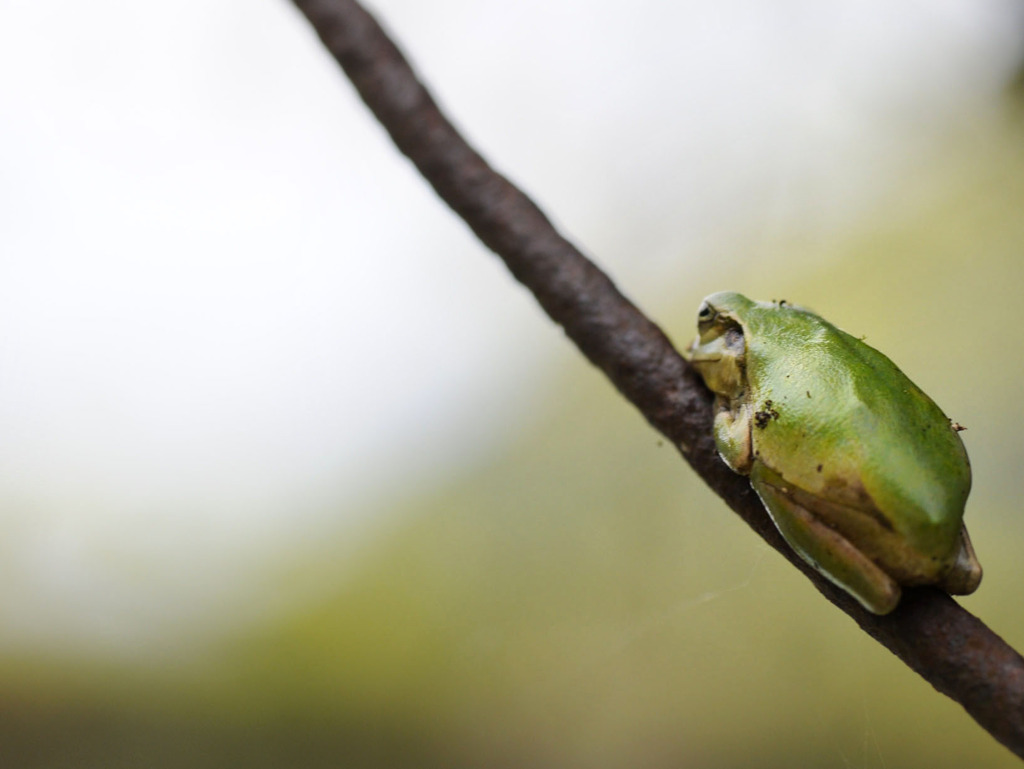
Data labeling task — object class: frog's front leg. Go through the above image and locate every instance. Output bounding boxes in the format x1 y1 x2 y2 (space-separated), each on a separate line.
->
712 397 753 474
750 463 901 615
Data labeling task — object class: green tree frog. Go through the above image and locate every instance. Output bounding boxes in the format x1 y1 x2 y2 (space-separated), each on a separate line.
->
687 291 981 614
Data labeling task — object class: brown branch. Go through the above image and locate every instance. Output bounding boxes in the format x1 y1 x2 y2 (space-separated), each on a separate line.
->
289 0 1024 759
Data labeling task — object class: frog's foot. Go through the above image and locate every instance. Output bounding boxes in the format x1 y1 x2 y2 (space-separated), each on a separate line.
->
751 465 901 615
941 525 982 596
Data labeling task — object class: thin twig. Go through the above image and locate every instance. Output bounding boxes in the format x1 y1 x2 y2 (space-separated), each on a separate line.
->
289 0 1024 758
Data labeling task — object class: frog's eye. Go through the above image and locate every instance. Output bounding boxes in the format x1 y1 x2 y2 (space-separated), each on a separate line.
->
697 301 715 322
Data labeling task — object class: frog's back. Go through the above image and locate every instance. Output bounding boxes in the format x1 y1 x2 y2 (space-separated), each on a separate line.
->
742 303 969 550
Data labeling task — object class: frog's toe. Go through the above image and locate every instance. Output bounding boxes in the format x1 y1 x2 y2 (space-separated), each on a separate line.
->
942 525 982 596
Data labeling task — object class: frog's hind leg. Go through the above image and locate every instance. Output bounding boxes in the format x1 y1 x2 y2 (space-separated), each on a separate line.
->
941 525 982 596
750 464 901 615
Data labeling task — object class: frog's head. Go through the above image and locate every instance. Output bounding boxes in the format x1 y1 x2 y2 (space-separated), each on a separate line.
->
687 292 755 398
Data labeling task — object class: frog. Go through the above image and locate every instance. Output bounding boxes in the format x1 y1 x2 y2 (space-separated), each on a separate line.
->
686 291 981 615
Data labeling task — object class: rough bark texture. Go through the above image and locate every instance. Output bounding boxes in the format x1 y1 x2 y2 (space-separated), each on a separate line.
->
289 0 1024 758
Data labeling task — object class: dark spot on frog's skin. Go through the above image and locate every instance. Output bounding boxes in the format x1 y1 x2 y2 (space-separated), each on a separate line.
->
806 391 812 398
754 400 780 429
816 464 823 473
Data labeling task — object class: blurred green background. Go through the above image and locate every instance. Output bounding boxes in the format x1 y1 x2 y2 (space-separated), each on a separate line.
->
2 1 1024 767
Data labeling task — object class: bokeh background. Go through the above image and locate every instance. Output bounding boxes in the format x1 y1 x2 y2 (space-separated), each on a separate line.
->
2 1 1024 766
